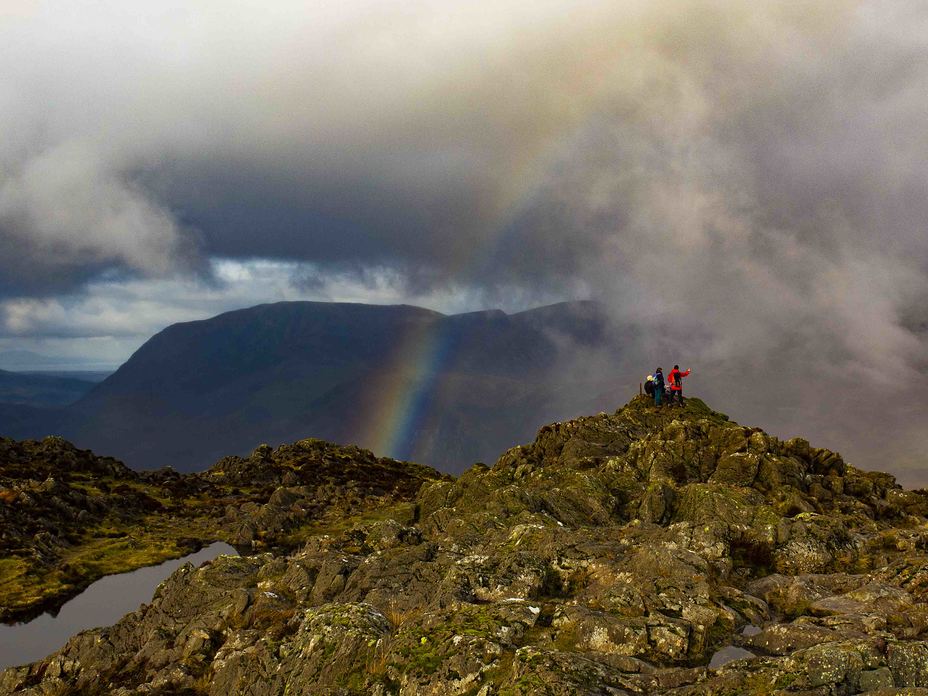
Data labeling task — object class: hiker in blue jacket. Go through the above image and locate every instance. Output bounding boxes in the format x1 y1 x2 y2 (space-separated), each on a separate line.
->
652 367 665 407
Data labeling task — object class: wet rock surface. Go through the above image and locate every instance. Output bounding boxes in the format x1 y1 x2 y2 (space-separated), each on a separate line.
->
2 395 928 694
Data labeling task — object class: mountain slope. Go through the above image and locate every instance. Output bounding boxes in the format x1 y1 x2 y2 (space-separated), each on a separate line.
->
0 370 96 408
33 300 619 472
3 396 928 694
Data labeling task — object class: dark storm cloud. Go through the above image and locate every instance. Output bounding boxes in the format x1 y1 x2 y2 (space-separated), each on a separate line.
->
0 0 701 291
5 1 927 298
2 0 928 481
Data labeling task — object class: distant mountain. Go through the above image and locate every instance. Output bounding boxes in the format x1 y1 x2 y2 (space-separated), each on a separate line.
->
8 301 625 473
0 350 115 372
0 369 98 408
0 403 59 437
19 370 112 382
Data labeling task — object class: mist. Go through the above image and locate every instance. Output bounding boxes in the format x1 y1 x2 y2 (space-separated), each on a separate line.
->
1 0 927 483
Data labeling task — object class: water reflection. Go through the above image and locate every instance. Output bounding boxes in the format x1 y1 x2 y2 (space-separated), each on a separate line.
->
709 645 757 669
0 542 237 670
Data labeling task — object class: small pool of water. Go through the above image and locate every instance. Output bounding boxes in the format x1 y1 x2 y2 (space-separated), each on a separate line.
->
709 645 757 669
0 542 237 670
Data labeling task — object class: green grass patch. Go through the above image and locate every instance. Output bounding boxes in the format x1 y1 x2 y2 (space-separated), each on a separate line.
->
0 517 218 622
0 556 29 586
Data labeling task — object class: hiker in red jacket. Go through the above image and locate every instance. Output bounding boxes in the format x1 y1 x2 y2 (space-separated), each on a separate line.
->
668 365 691 406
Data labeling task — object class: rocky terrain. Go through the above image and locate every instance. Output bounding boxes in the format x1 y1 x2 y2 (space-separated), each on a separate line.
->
3 396 928 694
0 436 443 622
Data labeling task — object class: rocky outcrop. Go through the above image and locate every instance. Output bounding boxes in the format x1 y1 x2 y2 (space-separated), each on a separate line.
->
2 396 928 694
0 436 443 622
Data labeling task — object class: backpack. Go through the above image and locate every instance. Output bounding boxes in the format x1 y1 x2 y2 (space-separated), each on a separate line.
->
644 380 655 396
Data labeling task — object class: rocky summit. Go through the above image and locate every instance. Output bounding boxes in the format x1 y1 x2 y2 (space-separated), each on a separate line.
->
3 396 928 695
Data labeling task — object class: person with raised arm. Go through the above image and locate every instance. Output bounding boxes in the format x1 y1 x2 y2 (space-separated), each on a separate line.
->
668 364 691 406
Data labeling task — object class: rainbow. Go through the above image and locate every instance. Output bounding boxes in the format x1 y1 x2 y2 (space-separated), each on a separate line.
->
355 140 568 463
358 312 455 460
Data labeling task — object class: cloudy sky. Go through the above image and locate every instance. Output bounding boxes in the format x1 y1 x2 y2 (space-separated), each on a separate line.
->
2 1 927 479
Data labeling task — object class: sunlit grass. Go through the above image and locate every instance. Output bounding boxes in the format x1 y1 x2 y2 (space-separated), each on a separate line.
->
0 519 214 620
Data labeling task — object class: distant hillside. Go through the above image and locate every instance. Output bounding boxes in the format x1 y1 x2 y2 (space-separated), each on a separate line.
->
19 370 111 382
10 301 624 472
0 350 115 372
0 403 59 437
0 370 97 408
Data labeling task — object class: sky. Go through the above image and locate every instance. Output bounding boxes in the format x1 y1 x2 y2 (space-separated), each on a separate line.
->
1 1 927 481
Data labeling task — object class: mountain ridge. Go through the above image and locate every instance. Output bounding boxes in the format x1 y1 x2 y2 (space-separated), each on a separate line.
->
9 300 620 473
